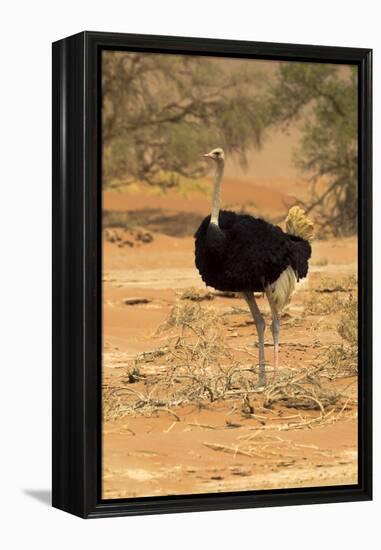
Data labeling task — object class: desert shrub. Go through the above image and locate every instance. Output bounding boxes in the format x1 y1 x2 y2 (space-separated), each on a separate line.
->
306 274 357 315
179 287 215 302
157 301 223 333
103 387 126 421
337 294 358 345
319 293 358 378
103 301 352 422
306 291 341 315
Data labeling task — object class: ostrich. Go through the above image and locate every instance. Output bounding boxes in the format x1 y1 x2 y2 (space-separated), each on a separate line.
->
194 147 313 386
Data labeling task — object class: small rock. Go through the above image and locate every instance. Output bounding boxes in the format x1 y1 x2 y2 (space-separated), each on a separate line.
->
117 240 135 248
123 298 151 306
135 231 153 244
105 228 122 243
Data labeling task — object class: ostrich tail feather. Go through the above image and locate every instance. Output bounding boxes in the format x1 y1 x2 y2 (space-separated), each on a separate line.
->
268 266 296 312
285 206 314 241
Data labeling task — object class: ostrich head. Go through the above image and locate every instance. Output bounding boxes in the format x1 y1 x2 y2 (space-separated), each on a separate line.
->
203 147 225 162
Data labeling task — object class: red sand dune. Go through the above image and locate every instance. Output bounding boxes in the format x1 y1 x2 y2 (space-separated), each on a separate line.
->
103 176 309 220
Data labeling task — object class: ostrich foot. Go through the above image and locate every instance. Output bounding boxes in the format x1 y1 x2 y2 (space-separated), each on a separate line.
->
248 363 266 387
250 363 266 388
258 364 266 388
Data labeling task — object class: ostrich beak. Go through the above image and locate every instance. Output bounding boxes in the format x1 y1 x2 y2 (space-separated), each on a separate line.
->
203 153 212 158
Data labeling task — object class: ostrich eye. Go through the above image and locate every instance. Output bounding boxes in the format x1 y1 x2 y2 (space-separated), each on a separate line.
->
214 151 220 157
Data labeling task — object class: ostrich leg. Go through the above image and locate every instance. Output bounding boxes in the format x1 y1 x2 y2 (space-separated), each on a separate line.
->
242 292 266 387
265 289 280 372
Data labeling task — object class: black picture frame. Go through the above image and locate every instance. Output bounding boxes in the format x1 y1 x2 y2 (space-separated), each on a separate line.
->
52 31 372 519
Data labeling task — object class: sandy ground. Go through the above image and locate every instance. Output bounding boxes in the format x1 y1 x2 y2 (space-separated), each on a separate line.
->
102 178 358 499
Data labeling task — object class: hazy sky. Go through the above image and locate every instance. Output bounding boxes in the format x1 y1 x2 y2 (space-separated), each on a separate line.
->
205 57 350 181
223 126 301 180
205 57 301 180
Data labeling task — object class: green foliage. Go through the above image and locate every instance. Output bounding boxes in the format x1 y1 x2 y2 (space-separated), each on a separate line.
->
268 63 358 236
102 52 267 189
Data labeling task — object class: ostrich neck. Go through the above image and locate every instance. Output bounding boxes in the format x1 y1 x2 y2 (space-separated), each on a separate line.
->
210 161 224 226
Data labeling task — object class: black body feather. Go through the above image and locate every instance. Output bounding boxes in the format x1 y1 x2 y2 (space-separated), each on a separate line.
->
194 210 311 292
